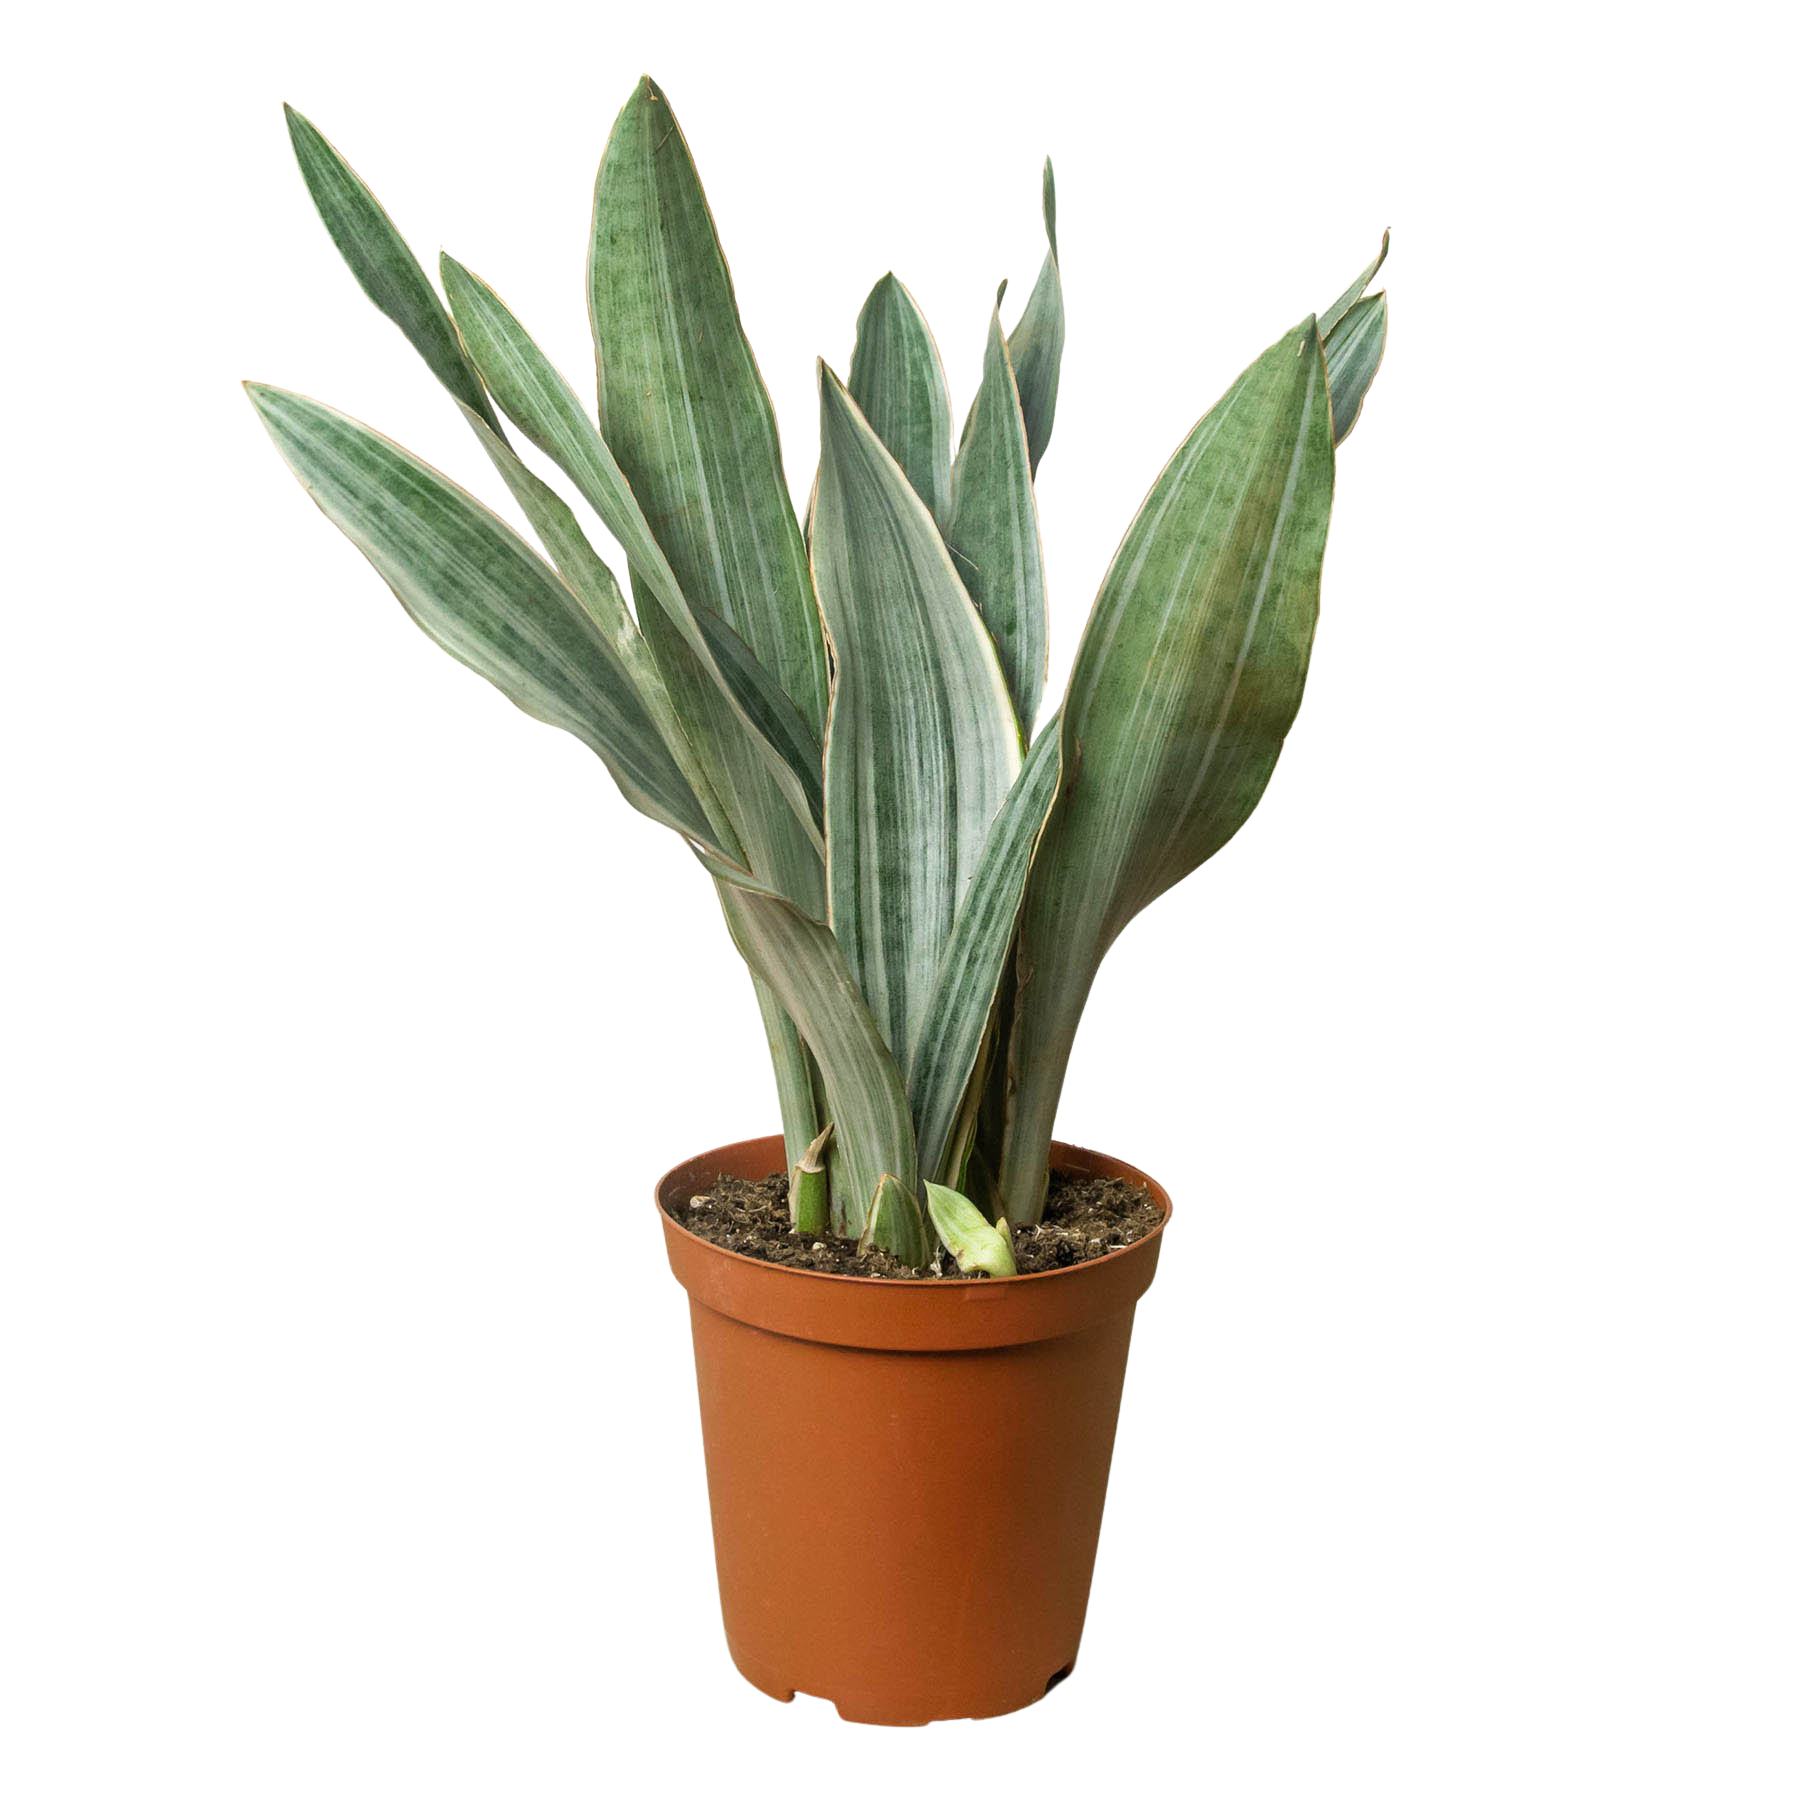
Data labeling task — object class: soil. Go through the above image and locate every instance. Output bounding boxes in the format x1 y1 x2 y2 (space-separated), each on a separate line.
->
664 1168 1162 1279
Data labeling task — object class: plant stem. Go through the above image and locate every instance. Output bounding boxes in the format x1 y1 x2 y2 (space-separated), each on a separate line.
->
789 1122 833 1236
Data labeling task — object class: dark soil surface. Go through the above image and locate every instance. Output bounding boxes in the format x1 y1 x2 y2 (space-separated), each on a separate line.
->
664 1168 1162 1279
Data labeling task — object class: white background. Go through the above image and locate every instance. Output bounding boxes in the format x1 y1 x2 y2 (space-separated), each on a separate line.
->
4 1 1794 1793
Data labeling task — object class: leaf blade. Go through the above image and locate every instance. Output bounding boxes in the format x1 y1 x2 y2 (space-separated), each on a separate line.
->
1319 229 1390 340
812 365 1023 1074
441 254 827 880
1007 159 1064 474
948 293 1049 733
1324 292 1387 446
247 384 720 850
718 884 926 1260
848 274 953 521
909 720 1060 1183
997 319 1337 1222
283 107 499 432
587 77 829 738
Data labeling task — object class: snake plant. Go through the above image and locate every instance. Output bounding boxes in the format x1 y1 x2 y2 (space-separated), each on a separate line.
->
251 77 1388 1270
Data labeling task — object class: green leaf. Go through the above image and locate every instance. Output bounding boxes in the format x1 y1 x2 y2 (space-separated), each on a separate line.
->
812 364 1022 1074
925 1183 1017 1278
588 77 828 740
719 884 927 1263
451 403 744 856
997 318 1337 1223
848 274 953 520
246 384 721 851
690 604 824 832
1319 229 1389 340
948 287 1049 733
1007 159 1064 474
1324 293 1387 446
283 107 499 433
909 720 1060 1183
440 254 826 872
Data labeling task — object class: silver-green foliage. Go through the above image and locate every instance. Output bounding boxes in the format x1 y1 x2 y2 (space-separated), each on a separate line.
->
254 77 1388 1267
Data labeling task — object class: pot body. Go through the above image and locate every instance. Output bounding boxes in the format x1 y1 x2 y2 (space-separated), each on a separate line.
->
657 1135 1169 1726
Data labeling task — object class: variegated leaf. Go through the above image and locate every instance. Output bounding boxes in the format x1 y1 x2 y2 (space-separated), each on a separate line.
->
440 255 826 875
1007 159 1064 474
997 319 1336 1223
246 385 721 851
1319 229 1389 339
588 78 829 740
948 287 1048 733
283 107 499 433
848 274 953 521
812 365 1022 1075
719 885 927 1262
1324 292 1387 446
909 721 1059 1183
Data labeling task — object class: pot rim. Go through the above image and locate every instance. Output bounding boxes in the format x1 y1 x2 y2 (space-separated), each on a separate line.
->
655 1132 1171 1291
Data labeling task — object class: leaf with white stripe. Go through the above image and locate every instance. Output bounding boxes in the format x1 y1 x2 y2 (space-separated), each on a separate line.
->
719 884 927 1262
690 604 824 831
1007 159 1064 474
1319 229 1389 339
441 254 825 870
948 286 1048 733
588 78 829 739
997 318 1336 1222
284 108 499 433
246 385 721 851
813 364 1022 1074
848 274 953 521
1324 292 1387 445
909 720 1060 1183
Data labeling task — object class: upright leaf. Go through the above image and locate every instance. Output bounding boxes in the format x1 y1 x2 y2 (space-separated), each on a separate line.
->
690 604 824 830
909 721 1060 1183
283 108 499 432
1324 292 1387 446
997 319 1336 1222
246 385 721 851
587 77 829 739
848 274 953 521
1319 229 1389 339
947 288 1049 733
441 255 826 873
812 366 1022 1075
719 885 928 1263
1007 159 1064 474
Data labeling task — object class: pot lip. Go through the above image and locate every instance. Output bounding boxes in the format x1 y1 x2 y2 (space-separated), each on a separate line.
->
655 1134 1171 1293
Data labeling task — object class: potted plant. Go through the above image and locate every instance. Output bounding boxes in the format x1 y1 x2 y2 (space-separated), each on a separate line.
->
251 75 1388 1726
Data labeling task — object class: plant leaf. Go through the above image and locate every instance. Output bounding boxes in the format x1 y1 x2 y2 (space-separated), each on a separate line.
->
718 884 926 1261
1007 159 1064 474
441 254 826 872
283 107 499 433
947 288 1049 733
1319 229 1389 339
690 604 824 832
909 720 1060 1183
246 384 721 851
848 274 953 521
812 364 1022 1074
588 77 828 740
451 403 744 855
997 318 1336 1223
1324 292 1387 446
925 1183 1017 1277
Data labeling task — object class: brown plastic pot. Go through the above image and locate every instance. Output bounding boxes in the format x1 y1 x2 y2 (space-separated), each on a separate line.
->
657 1133 1171 1726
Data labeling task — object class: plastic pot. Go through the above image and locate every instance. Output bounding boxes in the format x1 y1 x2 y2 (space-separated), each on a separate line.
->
657 1133 1170 1726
